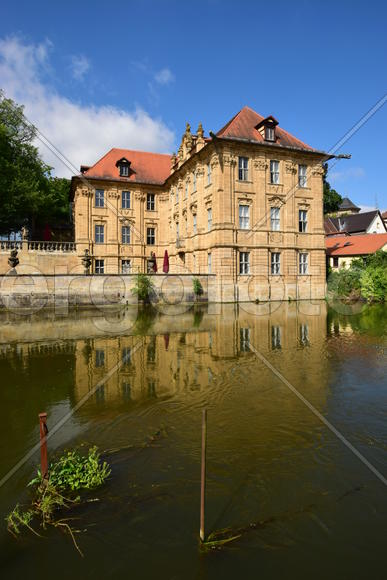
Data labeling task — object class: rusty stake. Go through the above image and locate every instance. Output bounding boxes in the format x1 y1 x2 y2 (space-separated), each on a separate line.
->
39 412 49 479
200 408 207 542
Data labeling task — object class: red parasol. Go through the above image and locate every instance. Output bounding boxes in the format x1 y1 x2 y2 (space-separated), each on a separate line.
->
163 250 169 273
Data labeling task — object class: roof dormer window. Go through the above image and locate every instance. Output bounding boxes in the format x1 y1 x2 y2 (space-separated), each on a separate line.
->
116 157 131 177
255 115 279 142
265 126 275 142
120 164 129 177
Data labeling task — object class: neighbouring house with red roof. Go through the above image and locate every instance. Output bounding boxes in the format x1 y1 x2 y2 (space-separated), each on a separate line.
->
326 233 387 269
382 210 387 227
70 105 331 301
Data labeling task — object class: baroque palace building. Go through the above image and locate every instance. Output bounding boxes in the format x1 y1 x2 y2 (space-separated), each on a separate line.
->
71 106 329 301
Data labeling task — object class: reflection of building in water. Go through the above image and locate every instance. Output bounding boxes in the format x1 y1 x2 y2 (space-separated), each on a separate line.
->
73 302 329 405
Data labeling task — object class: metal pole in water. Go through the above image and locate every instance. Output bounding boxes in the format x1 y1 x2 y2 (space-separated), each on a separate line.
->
39 412 49 479
200 408 207 542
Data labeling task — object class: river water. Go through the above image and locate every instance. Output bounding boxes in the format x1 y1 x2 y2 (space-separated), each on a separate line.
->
0 301 386 579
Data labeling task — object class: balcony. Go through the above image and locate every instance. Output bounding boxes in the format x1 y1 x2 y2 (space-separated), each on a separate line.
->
27 241 77 252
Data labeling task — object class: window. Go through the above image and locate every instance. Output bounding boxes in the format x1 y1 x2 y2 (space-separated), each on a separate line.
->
121 259 131 274
298 164 307 188
299 209 308 233
193 171 197 192
239 204 250 229
333 256 339 268
299 252 308 275
265 126 275 141
120 164 129 177
207 163 212 185
271 252 280 275
122 347 131 365
95 189 104 208
122 190 130 209
122 225 131 244
147 227 155 245
299 324 309 346
271 326 281 349
208 252 212 274
239 252 250 275
95 224 104 244
207 208 212 231
147 193 155 211
122 381 131 400
240 328 250 352
95 259 104 274
238 156 248 181
270 207 280 231
270 160 280 184
193 214 197 234
95 349 105 367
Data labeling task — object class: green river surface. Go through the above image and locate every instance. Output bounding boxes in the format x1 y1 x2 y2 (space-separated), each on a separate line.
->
0 300 386 579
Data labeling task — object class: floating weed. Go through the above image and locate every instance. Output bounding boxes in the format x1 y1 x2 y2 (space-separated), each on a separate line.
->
6 446 110 556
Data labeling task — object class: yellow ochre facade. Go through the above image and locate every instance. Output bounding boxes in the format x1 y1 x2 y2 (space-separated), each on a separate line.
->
71 106 328 302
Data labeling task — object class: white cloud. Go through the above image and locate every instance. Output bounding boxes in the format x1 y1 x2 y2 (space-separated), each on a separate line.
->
0 36 175 177
69 54 90 81
330 166 366 182
154 67 174 85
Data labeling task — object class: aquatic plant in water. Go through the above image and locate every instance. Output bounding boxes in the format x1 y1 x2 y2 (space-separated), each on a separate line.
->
6 446 110 555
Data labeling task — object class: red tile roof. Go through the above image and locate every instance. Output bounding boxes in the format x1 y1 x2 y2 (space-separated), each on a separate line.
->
216 106 314 151
326 234 387 256
83 148 172 185
382 210 387 219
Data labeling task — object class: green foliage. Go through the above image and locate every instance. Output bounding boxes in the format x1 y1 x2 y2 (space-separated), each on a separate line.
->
45 446 110 492
193 277 204 296
327 251 387 303
323 163 342 214
0 92 71 234
360 267 387 302
131 273 155 302
6 446 110 552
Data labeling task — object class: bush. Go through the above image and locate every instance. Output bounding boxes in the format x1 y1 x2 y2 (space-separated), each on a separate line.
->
360 267 387 302
193 277 203 297
131 273 155 302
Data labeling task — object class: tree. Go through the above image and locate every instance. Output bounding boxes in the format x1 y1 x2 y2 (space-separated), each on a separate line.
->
0 92 70 235
323 163 342 214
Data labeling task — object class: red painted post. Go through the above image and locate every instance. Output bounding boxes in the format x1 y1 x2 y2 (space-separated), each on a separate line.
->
200 409 207 542
39 413 49 479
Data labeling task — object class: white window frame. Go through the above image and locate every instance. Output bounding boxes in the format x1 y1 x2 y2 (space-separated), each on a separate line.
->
95 224 104 244
239 252 250 275
122 225 131 244
265 126 275 141
121 259 131 274
207 208 212 231
239 204 250 230
122 190 130 209
270 207 280 231
298 164 307 188
207 163 212 185
120 164 129 177
95 259 104 274
270 160 280 184
240 327 250 351
238 156 249 181
299 252 308 275
271 326 281 349
271 252 280 275
147 193 155 211
299 209 308 233
147 227 155 246
95 189 104 208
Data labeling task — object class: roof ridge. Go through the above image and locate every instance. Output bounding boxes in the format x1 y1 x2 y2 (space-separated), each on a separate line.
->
111 147 172 158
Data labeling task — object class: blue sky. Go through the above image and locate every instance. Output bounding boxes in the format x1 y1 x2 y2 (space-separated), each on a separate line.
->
0 0 386 210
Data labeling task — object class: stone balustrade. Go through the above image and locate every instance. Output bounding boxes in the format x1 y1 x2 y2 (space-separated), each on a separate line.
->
27 241 77 252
